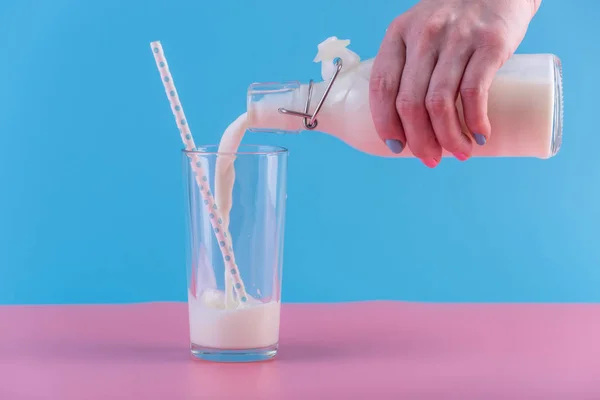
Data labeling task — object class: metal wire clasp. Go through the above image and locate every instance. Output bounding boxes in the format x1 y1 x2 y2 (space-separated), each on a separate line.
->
278 58 343 130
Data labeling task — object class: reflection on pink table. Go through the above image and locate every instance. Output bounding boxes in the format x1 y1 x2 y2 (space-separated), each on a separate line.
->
1 302 599 399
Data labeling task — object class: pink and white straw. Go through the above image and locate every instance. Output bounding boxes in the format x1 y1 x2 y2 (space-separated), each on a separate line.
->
150 41 248 302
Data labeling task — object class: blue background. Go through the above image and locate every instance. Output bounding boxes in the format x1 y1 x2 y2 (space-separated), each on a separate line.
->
1 0 598 305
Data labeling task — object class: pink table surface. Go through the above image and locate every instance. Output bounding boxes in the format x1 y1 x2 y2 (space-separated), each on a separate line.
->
1 302 599 399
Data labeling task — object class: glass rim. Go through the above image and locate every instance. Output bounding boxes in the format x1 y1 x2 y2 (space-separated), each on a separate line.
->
182 144 288 156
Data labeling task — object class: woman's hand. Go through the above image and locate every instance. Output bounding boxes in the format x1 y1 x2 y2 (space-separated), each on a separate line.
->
369 0 541 167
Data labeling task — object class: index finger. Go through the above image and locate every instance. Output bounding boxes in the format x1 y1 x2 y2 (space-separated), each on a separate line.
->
369 23 407 154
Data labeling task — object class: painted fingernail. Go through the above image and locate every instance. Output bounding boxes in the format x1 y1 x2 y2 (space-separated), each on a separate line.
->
473 133 486 146
385 139 404 154
422 158 439 168
453 152 469 161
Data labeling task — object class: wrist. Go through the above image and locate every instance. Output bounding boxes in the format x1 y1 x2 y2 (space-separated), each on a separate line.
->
526 0 542 16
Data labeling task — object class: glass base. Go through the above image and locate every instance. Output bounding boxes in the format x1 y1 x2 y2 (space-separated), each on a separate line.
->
190 343 278 363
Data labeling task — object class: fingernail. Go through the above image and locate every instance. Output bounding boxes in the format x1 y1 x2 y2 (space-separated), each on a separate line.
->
453 152 469 161
473 133 486 146
385 139 404 154
422 158 439 168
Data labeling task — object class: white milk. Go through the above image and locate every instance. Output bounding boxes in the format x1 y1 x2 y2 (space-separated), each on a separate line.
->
188 289 280 349
214 113 247 307
188 113 282 350
214 112 247 231
247 37 563 159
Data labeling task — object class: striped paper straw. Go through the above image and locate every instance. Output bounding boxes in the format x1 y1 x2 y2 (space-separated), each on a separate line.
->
150 41 249 303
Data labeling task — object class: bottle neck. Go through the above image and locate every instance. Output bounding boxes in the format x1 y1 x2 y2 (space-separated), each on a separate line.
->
247 82 302 134
247 81 329 134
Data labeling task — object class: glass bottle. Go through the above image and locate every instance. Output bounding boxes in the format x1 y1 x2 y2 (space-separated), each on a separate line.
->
247 37 563 158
